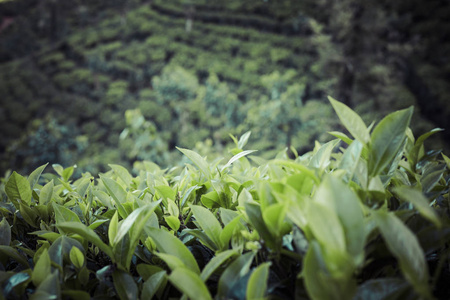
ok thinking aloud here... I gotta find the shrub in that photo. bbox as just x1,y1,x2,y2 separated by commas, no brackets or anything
1,99,449,299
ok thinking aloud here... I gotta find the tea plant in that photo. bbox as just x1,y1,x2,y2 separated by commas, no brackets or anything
1,98,449,299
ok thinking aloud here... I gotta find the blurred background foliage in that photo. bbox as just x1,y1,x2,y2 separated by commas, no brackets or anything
0,0,449,175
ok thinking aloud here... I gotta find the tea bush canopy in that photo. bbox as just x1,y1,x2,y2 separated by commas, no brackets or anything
1,100,449,299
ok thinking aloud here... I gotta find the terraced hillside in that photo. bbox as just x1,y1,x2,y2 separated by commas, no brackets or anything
0,0,449,175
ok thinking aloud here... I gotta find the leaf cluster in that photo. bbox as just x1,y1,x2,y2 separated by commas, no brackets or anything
1,99,450,299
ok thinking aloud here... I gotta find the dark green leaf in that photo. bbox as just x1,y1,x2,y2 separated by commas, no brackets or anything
354,278,409,300
393,187,441,228
373,210,431,299
0,245,30,267
0,218,11,246
113,270,138,300
217,251,255,298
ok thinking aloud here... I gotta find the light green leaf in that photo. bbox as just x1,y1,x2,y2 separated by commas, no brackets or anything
109,164,133,185
109,211,119,246
69,246,85,269
329,96,370,144
113,270,138,300
247,262,271,300
28,163,48,190
5,171,32,208
238,131,251,149
307,201,346,253
308,139,339,170
218,251,255,297
338,140,363,182
262,203,287,237
373,210,431,299
221,150,258,172
53,203,81,224
245,202,276,250
147,227,200,274
164,215,181,232
190,205,223,250
201,249,237,281
101,176,128,218
393,187,441,228
219,216,243,248
57,222,113,259
169,268,212,300
137,264,165,281
156,253,186,270
314,176,365,264
177,147,211,178
32,248,51,287
368,107,413,177
201,191,221,209
0,218,11,246
31,271,60,299
39,180,54,205
328,131,354,145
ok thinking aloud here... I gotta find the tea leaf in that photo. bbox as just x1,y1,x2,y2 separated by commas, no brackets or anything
39,180,54,205
109,164,133,185
57,222,113,259
6,171,32,208
373,210,431,299
201,249,237,281
190,205,223,250
147,227,200,274
28,163,48,190
221,150,257,172
0,245,30,267
169,268,212,300
247,262,271,300
101,176,128,217
329,96,370,144
113,270,138,300
70,246,85,269
32,248,51,287
177,147,211,178
393,187,441,228
368,107,413,177
142,271,167,300
164,215,180,232
0,218,11,246
217,251,255,297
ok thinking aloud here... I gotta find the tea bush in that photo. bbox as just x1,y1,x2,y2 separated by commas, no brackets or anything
1,99,449,299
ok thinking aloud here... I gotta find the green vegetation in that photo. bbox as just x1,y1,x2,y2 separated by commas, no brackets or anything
1,100,449,299
0,0,449,175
